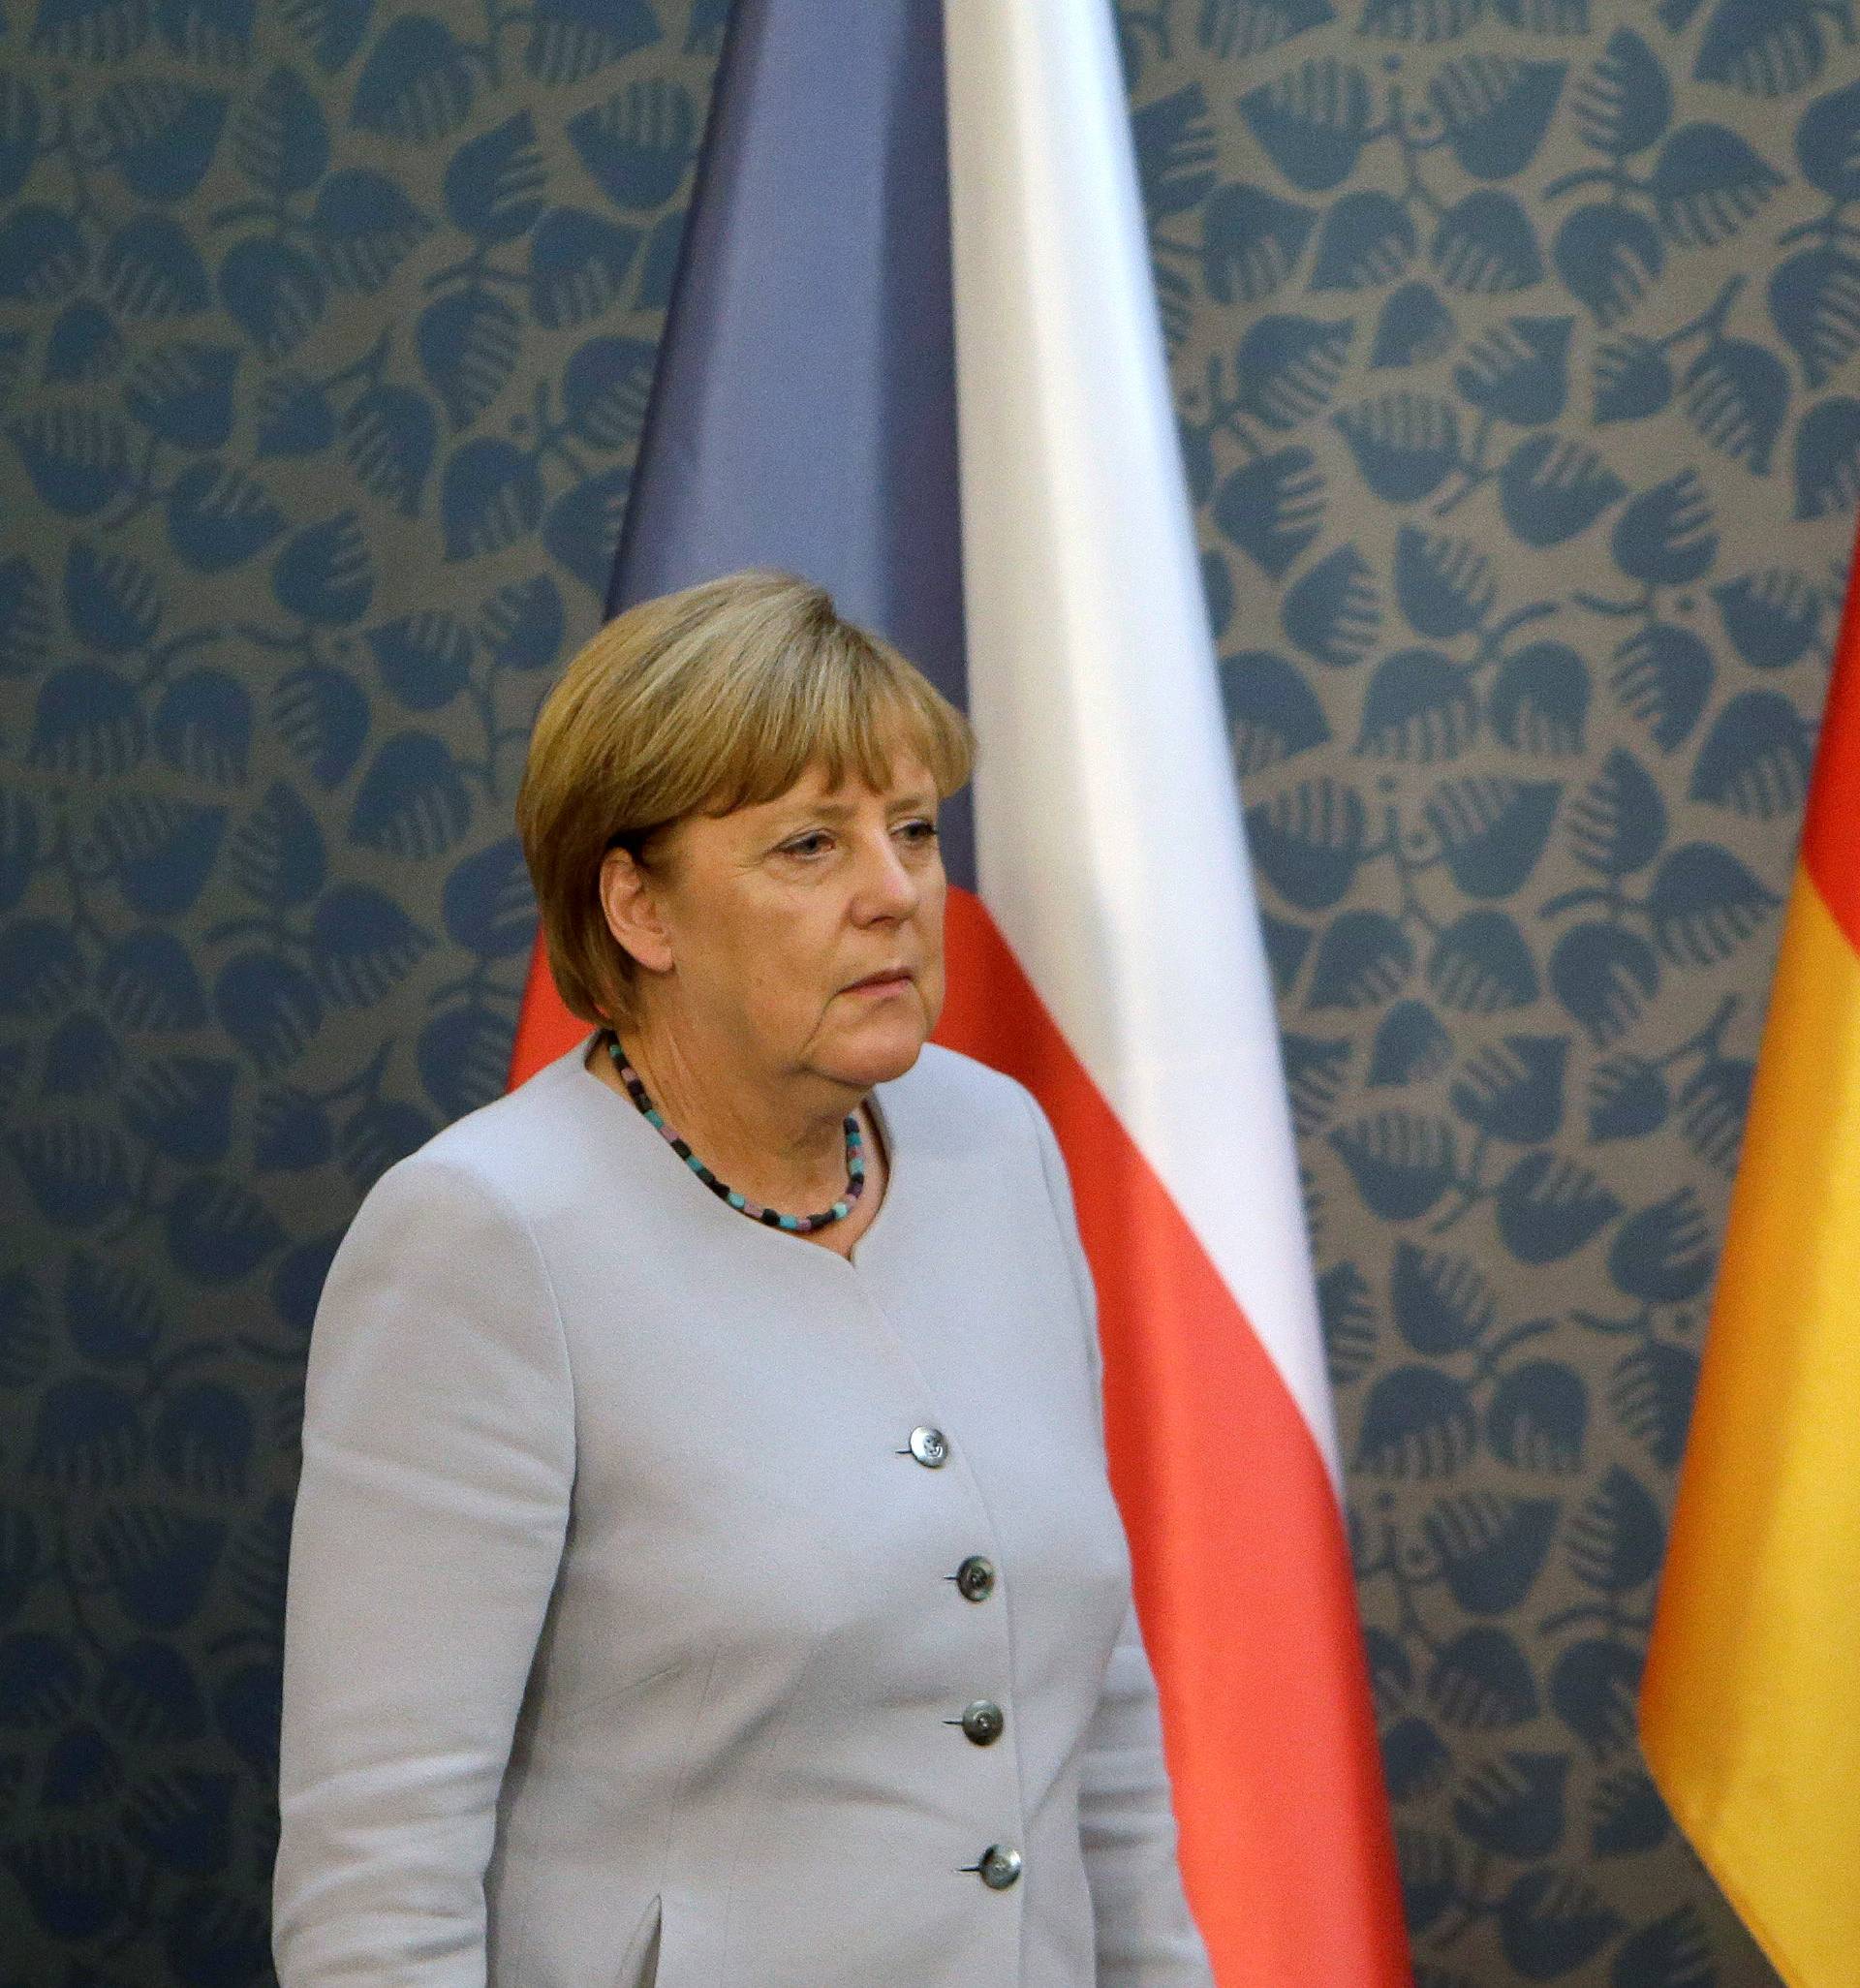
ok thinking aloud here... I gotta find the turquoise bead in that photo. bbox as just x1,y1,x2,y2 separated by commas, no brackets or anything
604,1030,866,1236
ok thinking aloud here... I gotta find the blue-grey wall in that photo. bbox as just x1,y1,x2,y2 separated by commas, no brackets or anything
1127,4,1858,1984
0,3,718,1979
5,1,1856,1982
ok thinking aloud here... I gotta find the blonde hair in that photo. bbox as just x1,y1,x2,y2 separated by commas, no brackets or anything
515,567,976,1031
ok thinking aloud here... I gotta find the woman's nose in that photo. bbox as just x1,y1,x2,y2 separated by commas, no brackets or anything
855,830,922,913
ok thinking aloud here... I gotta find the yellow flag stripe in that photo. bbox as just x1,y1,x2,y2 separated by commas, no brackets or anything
1639,864,1860,1988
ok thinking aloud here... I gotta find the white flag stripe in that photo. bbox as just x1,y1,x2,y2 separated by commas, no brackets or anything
943,0,1342,1488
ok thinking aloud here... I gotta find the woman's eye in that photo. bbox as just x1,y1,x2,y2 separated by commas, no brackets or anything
781,821,935,860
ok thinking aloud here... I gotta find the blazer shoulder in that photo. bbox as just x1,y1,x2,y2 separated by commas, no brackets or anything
357,1038,1054,1234
884,1040,1044,1138
878,1041,1062,1191
356,1035,607,1232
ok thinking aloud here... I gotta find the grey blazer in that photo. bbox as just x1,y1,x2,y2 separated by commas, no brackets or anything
272,1029,1215,1988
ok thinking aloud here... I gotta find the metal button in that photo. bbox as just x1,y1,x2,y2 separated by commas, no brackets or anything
959,1698,1004,1745
977,1843,1022,1889
908,1425,948,1467
955,1554,995,1601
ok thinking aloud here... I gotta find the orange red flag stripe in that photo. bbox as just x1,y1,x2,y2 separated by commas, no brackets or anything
936,889,1410,1986
1801,570,1860,946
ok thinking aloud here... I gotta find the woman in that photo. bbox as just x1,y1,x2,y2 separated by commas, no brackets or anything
272,569,1215,1988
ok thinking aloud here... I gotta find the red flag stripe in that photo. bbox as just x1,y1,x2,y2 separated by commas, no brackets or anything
935,887,1410,1986
1802,557,1860,952
508,934,586,1090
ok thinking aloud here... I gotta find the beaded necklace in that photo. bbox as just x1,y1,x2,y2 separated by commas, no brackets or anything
604,1030,866,1233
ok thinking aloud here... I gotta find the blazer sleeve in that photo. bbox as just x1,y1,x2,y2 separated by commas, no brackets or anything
1023,1090,1217,1988
272,1153,575,1988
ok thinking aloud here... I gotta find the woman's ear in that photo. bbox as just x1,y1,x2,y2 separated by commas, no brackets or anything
599,844,676,977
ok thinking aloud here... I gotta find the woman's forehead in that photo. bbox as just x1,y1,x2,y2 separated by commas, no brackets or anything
761,751,937,811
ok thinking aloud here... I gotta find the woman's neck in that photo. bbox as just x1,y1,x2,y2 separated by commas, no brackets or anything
592,1020,864,1213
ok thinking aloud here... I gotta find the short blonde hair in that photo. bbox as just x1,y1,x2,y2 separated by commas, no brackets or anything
515,567,976,1031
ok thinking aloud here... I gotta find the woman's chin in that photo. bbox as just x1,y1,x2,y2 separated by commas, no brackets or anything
828,1010,930,1085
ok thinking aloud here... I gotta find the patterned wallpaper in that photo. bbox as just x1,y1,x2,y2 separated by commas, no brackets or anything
0,2,719,1980
1119,2,1857,1984
0,0,1853,1982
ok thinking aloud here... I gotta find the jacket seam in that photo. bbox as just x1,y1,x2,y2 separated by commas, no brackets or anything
1013,1083,1101,1405
655,1636,723,1970
390,1155,577,1988
410,1155,579,1485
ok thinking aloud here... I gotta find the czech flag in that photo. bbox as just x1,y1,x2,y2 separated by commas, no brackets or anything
506,3,1409,1980
1638,546,1860,1986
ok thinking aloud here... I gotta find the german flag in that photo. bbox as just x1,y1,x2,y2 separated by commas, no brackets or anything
1639,550,1860,1987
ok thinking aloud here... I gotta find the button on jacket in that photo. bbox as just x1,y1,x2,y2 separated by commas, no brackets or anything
273,1031,1215,1988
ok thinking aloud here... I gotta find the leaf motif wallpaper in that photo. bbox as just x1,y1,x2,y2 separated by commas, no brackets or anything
0,2,722,1979
0,0,1852,1983
1118,2,1857,1984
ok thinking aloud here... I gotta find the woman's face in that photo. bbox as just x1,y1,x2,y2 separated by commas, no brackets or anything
604,748,947,1093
